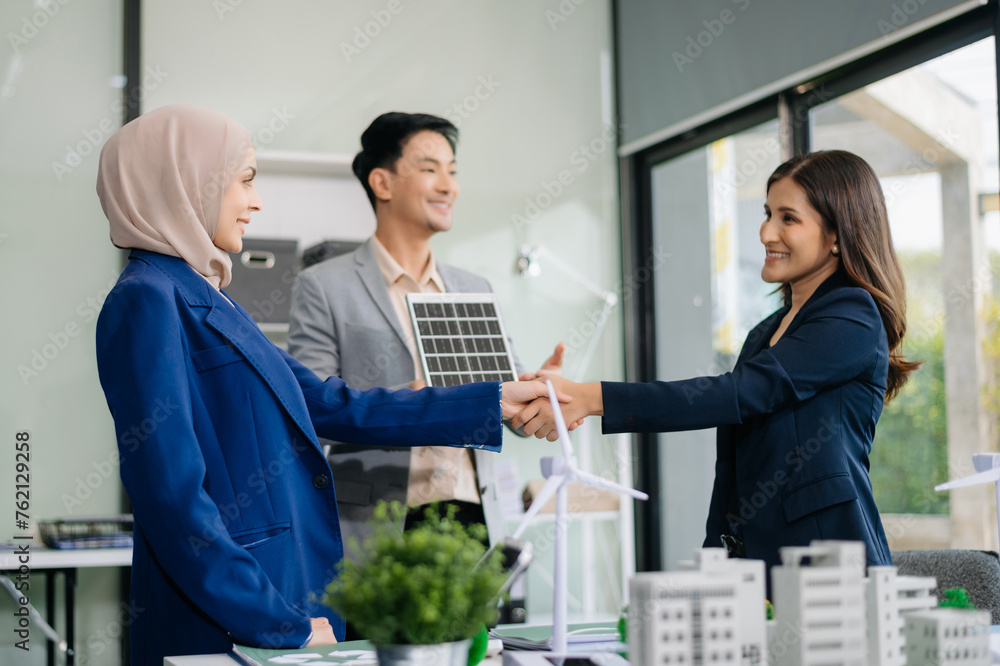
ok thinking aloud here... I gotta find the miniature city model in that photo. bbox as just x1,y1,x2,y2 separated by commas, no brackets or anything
627,541,991,666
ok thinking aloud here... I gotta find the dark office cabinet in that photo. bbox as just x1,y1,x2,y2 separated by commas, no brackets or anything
302,239,363,269
226,238,298,324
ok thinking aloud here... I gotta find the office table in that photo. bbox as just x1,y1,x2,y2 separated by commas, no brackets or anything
165,644,504,665
0,544,132,666
165,622,625,665
167,626,1000,666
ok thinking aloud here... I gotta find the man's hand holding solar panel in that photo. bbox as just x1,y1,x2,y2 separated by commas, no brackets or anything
518,342,566,382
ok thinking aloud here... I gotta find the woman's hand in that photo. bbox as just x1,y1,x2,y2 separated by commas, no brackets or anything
306,617,337,646
510,376,603,440
500,379,571,420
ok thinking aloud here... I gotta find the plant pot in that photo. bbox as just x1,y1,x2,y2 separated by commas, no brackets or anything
374,638,472,666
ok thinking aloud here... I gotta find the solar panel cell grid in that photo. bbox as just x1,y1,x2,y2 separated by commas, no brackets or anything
406,293,518,388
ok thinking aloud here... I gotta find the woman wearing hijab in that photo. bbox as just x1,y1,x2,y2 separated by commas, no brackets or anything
94,105,558,664
515,150,919,580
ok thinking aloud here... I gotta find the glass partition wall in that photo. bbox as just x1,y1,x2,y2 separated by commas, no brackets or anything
624,11,1000,570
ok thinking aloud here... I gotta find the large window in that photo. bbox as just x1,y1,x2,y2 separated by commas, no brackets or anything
624,14,1000,566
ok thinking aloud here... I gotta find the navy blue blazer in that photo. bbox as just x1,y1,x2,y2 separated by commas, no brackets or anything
95,251,504,665
602,271,891,573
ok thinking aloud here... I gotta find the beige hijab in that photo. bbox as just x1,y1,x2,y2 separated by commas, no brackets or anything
97,105,254,289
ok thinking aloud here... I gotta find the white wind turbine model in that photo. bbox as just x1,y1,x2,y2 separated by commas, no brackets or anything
935,453,1000,546
511,380,649,655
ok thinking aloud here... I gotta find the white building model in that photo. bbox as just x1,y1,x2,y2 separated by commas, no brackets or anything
629,548,765,666
770,541,868,666
904,608,990,665
865,566,937,666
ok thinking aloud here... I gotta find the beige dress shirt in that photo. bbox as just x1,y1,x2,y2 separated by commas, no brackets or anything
369,236,481,507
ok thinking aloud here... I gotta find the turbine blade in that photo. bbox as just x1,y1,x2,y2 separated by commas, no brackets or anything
512,474,566,540
935,467,1000,492
574,469,649,501
546,379,574,462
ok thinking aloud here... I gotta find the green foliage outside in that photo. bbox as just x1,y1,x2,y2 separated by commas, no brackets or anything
323,501,506,646
868,251,950,514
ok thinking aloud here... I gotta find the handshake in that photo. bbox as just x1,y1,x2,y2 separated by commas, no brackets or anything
497,343,605,441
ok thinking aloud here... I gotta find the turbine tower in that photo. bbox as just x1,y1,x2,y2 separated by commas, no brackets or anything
511,380,649,655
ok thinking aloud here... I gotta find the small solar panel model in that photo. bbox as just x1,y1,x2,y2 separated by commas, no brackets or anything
406,293,518,387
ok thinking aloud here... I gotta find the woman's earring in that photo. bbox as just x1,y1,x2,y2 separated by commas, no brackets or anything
832,244,839,255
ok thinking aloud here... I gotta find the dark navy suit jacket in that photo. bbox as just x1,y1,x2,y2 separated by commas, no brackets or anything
95,251,504,665
602,271,891,573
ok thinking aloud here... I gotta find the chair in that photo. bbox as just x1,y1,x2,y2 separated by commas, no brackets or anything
891,549,1000,624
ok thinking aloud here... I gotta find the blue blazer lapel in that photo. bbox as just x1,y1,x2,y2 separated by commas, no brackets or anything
742,272,850,360
740,306,787,362
205,298,322,453
782,270,850,338
354,241,409,348
130,251,324,453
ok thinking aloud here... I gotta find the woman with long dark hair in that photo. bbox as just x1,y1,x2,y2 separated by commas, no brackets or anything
517,150,919,573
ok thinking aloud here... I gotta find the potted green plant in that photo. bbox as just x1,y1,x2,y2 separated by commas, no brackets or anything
323,501,506,666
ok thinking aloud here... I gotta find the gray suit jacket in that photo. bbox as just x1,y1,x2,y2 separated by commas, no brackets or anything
288,239,523,555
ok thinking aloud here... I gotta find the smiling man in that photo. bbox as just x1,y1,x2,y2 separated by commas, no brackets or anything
288,113,563,585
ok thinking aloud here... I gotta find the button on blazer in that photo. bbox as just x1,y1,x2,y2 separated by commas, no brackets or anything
96,250,505,665
602,271,892,574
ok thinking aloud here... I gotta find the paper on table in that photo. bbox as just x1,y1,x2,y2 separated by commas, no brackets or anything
267,655,322,663
263,651,376,664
